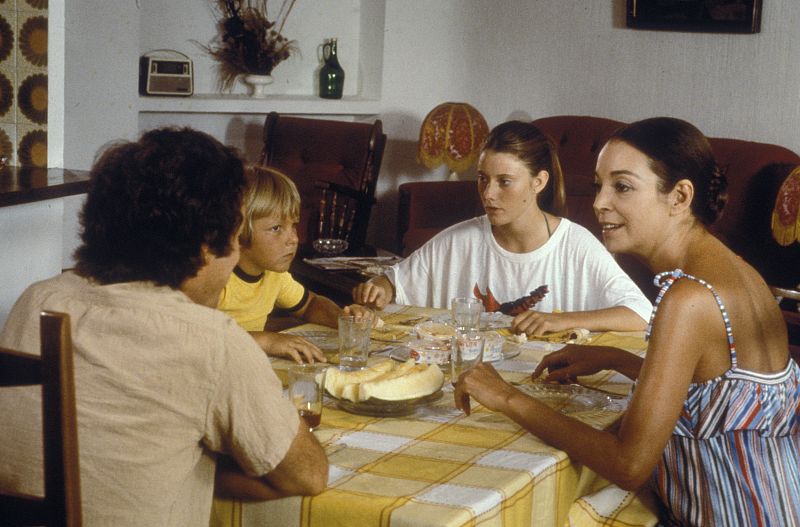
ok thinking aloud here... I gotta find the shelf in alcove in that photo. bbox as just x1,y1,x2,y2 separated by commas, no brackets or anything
138,94,381,116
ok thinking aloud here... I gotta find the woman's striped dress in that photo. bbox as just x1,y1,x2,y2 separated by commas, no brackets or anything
645,270,800,526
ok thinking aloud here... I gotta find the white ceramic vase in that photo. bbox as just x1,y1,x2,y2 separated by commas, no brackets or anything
242,74,273,97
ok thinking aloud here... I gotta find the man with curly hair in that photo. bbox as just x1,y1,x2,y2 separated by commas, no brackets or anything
0,128,327,525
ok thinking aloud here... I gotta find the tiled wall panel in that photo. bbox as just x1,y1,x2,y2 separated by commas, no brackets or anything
0,0,46,167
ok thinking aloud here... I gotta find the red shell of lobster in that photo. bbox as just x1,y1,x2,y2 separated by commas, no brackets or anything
473,284,549,316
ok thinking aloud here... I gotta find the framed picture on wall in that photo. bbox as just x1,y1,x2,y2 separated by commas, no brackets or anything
626,0,762,34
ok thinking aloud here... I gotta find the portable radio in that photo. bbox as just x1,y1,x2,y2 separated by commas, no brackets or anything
139,50,193,97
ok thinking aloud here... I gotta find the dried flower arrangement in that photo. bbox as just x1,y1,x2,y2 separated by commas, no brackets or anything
203,0,299,90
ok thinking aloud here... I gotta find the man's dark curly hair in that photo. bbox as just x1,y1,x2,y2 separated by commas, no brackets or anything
74,127,247,288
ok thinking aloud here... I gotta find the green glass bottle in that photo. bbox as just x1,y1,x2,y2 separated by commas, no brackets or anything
319,38,345,99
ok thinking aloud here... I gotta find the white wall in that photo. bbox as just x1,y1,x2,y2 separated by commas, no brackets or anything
0,201,63,324
138,0,365,97
61,1,141,169
57,1,800,253
369,0,800,250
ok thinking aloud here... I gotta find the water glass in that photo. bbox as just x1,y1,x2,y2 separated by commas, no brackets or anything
287,363,327,431
338,314,373,370
450,328,484,385
451,297,483,330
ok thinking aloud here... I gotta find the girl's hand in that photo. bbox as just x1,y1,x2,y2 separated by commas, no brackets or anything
511,310,572,337
352,277,392,310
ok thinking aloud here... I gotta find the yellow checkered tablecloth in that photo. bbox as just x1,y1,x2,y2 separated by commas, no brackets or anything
211,306,660,527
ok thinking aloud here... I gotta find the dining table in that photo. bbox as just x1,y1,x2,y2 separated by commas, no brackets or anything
211,305,661,527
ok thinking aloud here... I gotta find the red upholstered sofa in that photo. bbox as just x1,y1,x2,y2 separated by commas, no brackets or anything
397,115,800,358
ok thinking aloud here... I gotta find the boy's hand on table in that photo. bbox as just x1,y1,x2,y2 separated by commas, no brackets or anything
342,304,382,327
260,332,327,364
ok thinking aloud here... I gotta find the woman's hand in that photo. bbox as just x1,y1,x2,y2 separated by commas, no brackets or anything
453,362,518,416
531,345,641,383
261,332,327,364
352,276,393,310
511,310,572,337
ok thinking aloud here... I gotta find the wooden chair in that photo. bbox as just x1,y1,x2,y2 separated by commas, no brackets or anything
259,112,386,253
0,311,81,526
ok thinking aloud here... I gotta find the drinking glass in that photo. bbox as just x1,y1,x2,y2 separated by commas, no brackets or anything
450,328,485,386
451,297,483,330
338,314,373,370
287,363,327,431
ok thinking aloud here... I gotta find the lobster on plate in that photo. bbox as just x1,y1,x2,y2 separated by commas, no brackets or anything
473,284,549,316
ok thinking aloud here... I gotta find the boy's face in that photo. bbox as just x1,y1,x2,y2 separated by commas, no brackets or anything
238,213,299,275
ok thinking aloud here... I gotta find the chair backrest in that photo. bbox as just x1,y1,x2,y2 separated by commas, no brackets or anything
260,112,387,253
0,311,81,526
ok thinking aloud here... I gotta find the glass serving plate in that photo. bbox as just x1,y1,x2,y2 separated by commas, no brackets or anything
290,330,338,351
389,343,520,363
515,383,614,413
430,311,513,331
479,311,514,330
329,389,444,417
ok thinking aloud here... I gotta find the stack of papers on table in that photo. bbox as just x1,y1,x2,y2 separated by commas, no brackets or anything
303,256,403,276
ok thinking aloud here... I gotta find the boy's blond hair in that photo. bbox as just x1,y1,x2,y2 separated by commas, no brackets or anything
240,166,300,245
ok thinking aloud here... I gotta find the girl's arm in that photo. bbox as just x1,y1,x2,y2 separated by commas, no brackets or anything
511,306,646,336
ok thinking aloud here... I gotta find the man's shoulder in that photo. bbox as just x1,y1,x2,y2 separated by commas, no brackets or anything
20,273,241,336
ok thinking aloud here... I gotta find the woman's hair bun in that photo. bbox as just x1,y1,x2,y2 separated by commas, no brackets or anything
705,164,728,224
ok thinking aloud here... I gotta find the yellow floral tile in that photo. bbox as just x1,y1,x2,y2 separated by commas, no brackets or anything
0,1,16,14
0,122,15,163
0,0,47,165
21,0,45,11
0,12,14,66
17,12,46,69
0,69,15,123
16,122,46,167
16,70,45,126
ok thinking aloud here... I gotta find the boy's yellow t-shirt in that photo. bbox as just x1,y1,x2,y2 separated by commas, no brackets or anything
218,266,308,332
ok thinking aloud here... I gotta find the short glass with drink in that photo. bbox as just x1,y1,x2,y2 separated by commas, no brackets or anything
450,327,485,386
451,297,483,330
287,363,327,431
338,314,373,370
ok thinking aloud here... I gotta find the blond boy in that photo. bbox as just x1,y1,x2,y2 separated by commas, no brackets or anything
218,166,372,363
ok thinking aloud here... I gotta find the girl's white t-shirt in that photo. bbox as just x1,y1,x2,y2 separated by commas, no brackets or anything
388,215,652,321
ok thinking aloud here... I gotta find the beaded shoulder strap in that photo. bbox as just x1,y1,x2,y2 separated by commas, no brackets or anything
645,269,737,368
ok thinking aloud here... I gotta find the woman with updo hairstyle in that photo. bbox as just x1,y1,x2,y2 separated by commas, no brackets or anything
610,116,728,225
353,120,652,337
455,117,800,526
